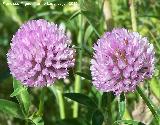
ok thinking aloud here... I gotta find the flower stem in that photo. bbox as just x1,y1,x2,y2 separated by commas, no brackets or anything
130,0,160,123
130,0,137,32
136,86,160,123
103,1,114,124
107,95,113,124
103,0,113,31
73,0,83,118
36,89,45,116
57,90,65,119
25,120,29,125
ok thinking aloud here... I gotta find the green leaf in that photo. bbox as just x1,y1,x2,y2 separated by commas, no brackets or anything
84,17,100,37
0,99,24,119
92,109,104,125
75,72,92,81
30,116,44,125
69,10,81,20
80,0,102,37
82,44,93,56
13,78,31,116
10,87,26,97
101,92,115,124
84,25,93,42
36,89,45,117
64,93,97,108
101,92,115,108
2,0,22,25
114,120,145,125
118,93,126,119
80,0,101,23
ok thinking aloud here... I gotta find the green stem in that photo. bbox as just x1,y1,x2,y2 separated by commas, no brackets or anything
57,90,65,119
107,94,113,124
130,0,137,32
73,0,83,118
123,108,132,120
36,89,45,116
25,120,29,125
103,1,114,124
136,86,159,123
103,0,113,31
130,0,160,123
73,76,81,118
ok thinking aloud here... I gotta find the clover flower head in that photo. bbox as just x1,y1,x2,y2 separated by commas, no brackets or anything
7,19,75,87
90,28,155,95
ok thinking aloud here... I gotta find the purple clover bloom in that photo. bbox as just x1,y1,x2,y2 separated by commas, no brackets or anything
7,19,75,87
90,28,155,95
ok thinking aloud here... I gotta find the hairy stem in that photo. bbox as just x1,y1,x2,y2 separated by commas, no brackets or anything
129,0,137,31
57,90,65,119
136,86,159,123
130,0,159,123
36,89,45,116
73,0,83,118
103,0,113,31
103,0,114,124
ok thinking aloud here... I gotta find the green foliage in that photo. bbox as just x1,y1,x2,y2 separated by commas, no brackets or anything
92,109,104,125
0,99,24,119
64,93,97,108
118,93,126,119
12,78,31,116
75,72,92,81
101,92,115,108
29,116,44,125
136,86,160,123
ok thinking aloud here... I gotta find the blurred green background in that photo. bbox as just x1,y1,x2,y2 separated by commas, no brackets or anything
0,0,160,125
